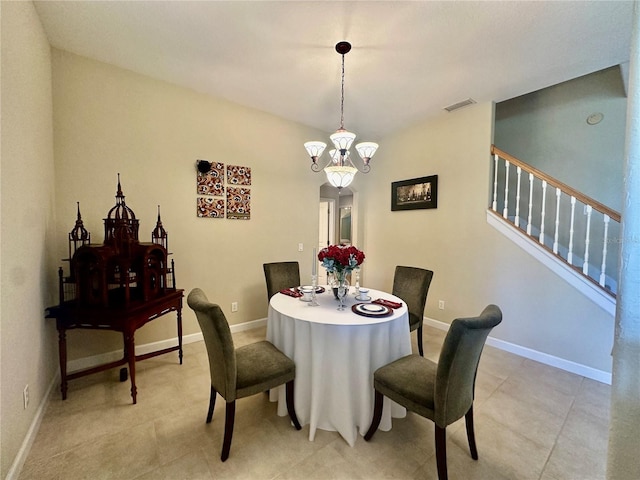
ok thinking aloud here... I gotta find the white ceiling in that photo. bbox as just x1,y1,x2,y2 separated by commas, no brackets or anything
34,1,633,140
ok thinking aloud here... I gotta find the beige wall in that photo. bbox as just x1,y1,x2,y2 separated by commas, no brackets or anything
51,49,326,361
359,102,615,373
1,2,58,477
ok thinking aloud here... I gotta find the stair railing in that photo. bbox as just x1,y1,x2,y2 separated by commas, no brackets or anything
490,145,620,297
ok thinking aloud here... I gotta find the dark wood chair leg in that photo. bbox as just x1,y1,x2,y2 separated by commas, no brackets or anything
435,425,448,480
364,390,384,441
465,405,478,460
285,380,302,430
417,325,424,357
206,385,217,424
221,400,236,462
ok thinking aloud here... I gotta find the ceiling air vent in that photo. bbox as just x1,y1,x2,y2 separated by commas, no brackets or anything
443,98,476,112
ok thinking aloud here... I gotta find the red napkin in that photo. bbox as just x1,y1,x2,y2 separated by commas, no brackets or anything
373,298,402,309
280,288,302,298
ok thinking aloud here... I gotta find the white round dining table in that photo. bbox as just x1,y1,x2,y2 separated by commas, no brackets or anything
267,286,412,446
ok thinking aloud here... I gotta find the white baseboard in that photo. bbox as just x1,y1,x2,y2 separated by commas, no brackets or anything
423,316,612,385
230,317,267,332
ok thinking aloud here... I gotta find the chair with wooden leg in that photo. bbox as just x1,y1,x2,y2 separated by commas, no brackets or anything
364,305,502,480
187,288,301,461
392,266,434,356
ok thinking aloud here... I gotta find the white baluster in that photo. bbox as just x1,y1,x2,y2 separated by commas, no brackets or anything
539,180,547,244
553,188,561,254
503,161,510,218
527,173,534,235
568,197,576,264
600,215,610,287
492,154,499,212
515,166,522,227
583,205,592,275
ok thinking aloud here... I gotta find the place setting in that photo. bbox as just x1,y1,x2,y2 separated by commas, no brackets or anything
351,302,393,318
351,289,405,317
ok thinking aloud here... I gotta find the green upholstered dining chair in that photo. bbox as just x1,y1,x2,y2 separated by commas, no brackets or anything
186,288,301,461
364,305,502,480
263,261,301,300
392,266,434,356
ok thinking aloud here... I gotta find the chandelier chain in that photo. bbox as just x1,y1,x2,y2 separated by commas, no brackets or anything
340,53,345,130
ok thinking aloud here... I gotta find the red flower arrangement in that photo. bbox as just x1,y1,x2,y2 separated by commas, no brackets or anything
318,244,365,275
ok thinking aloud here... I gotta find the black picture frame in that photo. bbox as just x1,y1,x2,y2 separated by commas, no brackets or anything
391,175,438,211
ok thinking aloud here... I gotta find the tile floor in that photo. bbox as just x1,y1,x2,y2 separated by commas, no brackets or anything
18,325,611,480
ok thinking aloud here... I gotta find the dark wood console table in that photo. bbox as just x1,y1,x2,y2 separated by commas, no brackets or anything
46,289,184,404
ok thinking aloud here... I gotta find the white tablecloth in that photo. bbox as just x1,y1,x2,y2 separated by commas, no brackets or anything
267,286,412,446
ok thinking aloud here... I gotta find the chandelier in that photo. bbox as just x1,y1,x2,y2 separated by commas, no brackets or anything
304,41,378,190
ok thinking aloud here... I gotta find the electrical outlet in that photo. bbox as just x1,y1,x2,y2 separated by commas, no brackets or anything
23,385,29,409
298,243,304,251
231,302,238,313
438,300,445,310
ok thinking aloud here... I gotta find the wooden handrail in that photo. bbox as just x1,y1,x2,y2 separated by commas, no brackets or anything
491,145,621,222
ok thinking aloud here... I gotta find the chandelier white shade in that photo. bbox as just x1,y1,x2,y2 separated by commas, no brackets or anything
324,165,358,189
329,129,356,152
304,42,378,189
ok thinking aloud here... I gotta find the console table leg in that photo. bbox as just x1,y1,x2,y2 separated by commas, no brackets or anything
58,328,68,400
124,332,137,404
177,309,183,365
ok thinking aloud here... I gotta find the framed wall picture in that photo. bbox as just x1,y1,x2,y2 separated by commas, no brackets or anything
197,197,225,218
226,187,251,220
197,162,225,196
391,175,438,211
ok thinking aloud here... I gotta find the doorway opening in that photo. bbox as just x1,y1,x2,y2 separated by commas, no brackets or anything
318,184,357,284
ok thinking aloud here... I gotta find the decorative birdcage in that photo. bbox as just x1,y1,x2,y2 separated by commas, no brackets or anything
58,175,174,307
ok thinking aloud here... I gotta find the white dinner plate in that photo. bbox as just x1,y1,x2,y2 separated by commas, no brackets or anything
352,303,392,317
361,304,385,312
297,285,325,293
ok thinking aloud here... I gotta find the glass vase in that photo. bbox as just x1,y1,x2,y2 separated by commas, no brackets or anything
335,271,350,311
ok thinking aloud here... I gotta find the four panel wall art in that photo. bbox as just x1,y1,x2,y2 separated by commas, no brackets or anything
196,161,251,220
